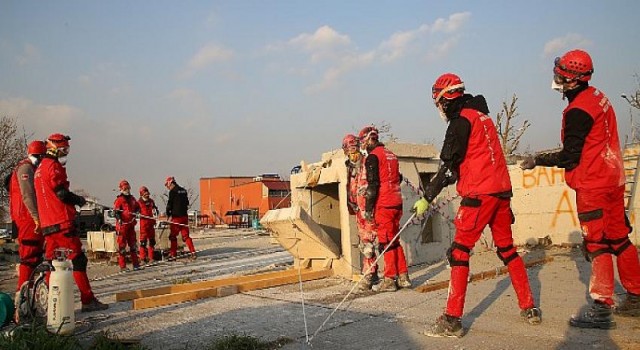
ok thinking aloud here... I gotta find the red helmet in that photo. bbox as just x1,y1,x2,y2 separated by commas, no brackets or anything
358,126,379,143
45,133,71,156
342,134,359,153
139,186,149,196
432,73,465,104
119,180,131,191
27,140,46,156
165,176,175,187
554,49,593,82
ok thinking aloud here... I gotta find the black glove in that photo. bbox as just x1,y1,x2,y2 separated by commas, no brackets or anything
520,156,536,170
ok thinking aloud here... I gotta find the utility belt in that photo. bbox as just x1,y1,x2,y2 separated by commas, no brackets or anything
41,221,75,236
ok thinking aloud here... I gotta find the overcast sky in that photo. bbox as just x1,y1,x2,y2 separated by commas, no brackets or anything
1,1,639,203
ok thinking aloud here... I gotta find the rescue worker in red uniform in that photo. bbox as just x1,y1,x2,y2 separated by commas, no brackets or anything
414,74,540,337
521,49,640,328
113,180,141,271
10,140,46,321
165,176,196,259
138,186,158,263
34,133,108,312
343,134,379,290
359,126,410,292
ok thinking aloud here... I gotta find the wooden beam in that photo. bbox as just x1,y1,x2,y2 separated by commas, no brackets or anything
131,268,333,310
414,256,554,293
116,268,302,301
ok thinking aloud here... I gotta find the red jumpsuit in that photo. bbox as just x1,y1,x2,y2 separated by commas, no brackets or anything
561,86,640,305
444,100,535,318
138,197,157,261
166,184,196,257
113,194,140,269
10,158,44,291
34,156,96,304
346,160,377,276
367,145,408,279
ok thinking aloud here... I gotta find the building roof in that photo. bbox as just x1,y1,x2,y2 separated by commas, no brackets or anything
263,181,290,190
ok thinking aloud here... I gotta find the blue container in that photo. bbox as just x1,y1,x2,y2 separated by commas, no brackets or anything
0,292,15,326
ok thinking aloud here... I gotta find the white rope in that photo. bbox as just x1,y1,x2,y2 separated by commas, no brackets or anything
307,212,417,345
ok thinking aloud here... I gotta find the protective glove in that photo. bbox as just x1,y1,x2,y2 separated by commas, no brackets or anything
76,196,87,207
520,156,536,170
364,211,374,222
412,198,430,217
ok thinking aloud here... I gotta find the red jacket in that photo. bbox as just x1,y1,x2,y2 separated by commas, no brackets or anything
138,197,157,229
34,157,76,230
10,158,38,225
369,145,403,208
562,86,625,190
114,194,139,227
457,108,511,196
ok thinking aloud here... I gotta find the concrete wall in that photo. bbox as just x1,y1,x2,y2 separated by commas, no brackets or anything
261,142,640,279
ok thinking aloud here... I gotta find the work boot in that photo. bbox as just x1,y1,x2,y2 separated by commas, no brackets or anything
189,252,198,260
569,301,616,329
132,265,142,271
81,298,109,313
521,307,542,325
119,267,128,273
360,273,379,290
614,293,640,317
424,314,464,338
397,273,412,289
371,277,397,292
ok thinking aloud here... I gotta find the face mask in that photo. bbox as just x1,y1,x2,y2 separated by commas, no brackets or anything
551,80,564,93
58,156,68,166
348,151,361,164
437,104,449,123
142,194,149,201
28,155,39,166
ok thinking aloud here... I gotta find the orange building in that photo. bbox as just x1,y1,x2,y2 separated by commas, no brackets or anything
199,175,290,225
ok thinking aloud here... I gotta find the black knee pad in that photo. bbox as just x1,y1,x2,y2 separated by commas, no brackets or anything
72,253,88,272
447,242,470,267
139,240,147,248
496,244,519,265
149,238,156,247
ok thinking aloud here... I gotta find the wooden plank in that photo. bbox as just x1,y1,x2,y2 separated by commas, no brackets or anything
116,268,301,301
414,256,554,293
132,268,332,310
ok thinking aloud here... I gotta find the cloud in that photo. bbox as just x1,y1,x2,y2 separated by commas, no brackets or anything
16,43,40,66
431,12,471,34
0,97,84,137
289,25,352,63
181,43,234,78
426,35,461,62
276,12,471,92
543,33,593,57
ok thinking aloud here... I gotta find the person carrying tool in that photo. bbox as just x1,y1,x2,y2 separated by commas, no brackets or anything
138,186,158,263
359,126,410,292
34,133,108,312
413,73,541,337
10,140,46,321
113,179,141,271
165,176,197,259
343,134,379,290
521,49,640,328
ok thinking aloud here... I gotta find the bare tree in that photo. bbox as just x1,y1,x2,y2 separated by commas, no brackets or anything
376,120,398,143
0,116,31,221
622,73,640,144
495,94,530,156
159,179,199,214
